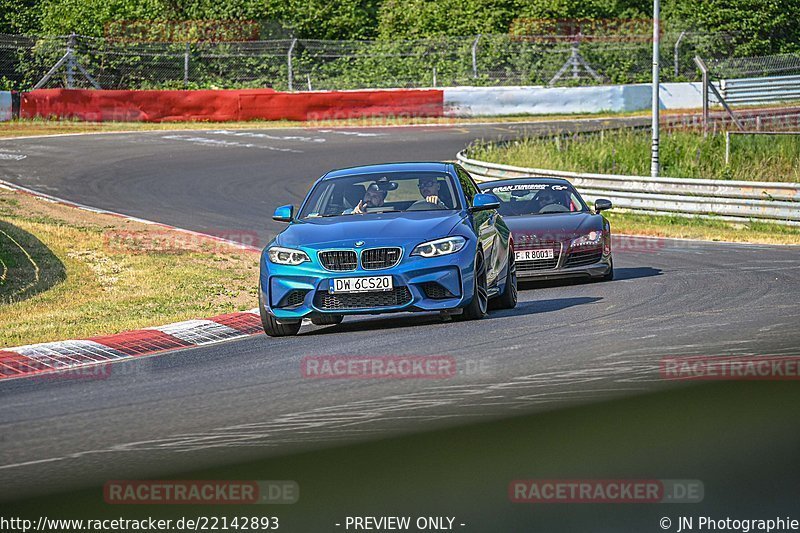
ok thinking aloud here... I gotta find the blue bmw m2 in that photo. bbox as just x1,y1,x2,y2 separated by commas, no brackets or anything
259,162,517,336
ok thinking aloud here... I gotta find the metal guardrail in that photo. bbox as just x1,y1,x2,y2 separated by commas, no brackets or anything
718,75,800,106
457,151,800,226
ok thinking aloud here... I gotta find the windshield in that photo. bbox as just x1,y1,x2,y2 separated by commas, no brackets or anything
481,182,588,216
298,172,462,219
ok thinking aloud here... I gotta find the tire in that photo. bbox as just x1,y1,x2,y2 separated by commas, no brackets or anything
259,285,301,337
599,257,614,282
490,244,518,310
310,314,344,326
458,252,489,321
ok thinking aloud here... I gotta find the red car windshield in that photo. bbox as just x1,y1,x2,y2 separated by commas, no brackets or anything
482,182,588,216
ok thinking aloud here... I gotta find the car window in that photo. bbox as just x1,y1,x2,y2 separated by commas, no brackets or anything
455,166,479,203
480,182,589,216
298,172,462,218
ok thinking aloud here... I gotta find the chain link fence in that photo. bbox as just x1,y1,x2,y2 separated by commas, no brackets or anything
705,52,800,79
1,31,738,92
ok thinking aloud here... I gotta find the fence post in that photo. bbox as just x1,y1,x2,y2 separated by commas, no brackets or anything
184,43,190,88
471,35,481,78
694,56,709,137
287,38,297,91
432,66,437,87
674,31,686,78
66,33,77,89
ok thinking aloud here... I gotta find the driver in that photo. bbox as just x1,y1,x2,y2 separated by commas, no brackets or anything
417,177,446,207
536,189,566,210
351,184,387,214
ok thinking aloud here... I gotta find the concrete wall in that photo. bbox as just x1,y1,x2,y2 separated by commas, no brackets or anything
0,91,12,121
443,82,703,117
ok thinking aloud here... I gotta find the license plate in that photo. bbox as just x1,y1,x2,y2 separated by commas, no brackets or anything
515,249,554,261
330,276,393,293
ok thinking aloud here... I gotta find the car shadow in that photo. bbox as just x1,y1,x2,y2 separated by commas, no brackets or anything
300,296,602,335
517,266,662,290
485,296,602,320
614,267,663,280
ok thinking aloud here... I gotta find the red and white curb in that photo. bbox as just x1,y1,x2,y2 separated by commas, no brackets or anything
0,309,264,381
0,178,268,382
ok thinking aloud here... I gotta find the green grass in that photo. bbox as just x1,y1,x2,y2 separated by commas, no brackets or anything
605,211,800,245
0,189,259,348
0,218,67,305
471,129,800,182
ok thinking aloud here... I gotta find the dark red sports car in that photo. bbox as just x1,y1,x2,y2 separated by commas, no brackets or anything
479,177,613,282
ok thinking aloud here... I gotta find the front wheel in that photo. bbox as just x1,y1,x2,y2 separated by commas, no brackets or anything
490,244,518,310
599,257,614,282
458,252,489,321
259,286,301,337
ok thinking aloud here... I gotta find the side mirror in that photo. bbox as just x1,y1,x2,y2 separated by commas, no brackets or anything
594,199,613,212
273,204,294,222
470,193,500,212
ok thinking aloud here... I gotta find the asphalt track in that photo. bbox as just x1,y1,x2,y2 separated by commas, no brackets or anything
1,118,799,502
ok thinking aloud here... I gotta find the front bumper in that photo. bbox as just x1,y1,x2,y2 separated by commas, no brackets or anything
516,243,611,280
260,248,474,321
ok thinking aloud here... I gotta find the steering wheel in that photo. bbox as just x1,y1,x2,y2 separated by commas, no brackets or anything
407,200,443,211
539,204,570,214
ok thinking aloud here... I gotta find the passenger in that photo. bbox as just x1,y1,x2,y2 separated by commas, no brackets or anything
351,184,387,214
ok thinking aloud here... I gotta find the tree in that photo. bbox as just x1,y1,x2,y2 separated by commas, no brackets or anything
663,0,800,55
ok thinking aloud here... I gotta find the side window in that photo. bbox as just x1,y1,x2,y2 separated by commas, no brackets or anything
455,165,479,203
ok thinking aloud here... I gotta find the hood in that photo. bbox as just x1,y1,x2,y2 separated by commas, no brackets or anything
504,212,602,243
276,211,465,249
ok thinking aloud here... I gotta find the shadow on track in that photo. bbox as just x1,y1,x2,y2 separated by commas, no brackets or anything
301,296,602,335
0,220,66,304
517,266,663,291
484,296,602,320
613,266,662,280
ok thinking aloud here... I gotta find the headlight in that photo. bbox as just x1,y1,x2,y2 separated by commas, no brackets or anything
411,236,467,258
571,231,603,247
267,246,310,265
